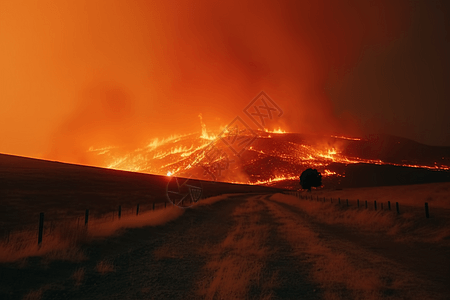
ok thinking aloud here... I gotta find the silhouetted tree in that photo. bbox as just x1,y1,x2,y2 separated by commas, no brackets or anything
300,168,322,191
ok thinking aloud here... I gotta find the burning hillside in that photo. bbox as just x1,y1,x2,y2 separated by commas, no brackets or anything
87,122,450,189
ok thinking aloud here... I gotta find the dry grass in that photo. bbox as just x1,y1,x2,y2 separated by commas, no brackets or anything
313,182,450,209
271,193,450,243
194,194,230,206
264,199,428,300
0,194,230,263
0,205,184,263
0,223,88,263
95,260,115,274
197,197,275,300
22,287,47,300
72,267,85,286
153,243,185,260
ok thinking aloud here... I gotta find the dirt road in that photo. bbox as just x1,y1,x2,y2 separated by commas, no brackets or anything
1,194,448,300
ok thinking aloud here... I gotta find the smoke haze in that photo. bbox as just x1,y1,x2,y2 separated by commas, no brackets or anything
1,0,449,166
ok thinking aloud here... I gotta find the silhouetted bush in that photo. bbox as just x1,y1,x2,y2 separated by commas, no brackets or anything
300,168,322,191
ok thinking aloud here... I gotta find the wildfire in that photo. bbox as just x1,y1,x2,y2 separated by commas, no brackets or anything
264,127,287,134
323,169,337,176
330,135,362,141
87,118,450,188
250,175,299,185
199,113,217,140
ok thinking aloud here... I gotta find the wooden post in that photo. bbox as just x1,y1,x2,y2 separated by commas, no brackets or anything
365,200,367,209
346,199,349,207
118,205,122,219
136,204,140,215
425,202,430,218
388,201,391,210
38,212,44,245
338,198,341,204
85,209,89,226
357,199,359,208
374,201,377,211
396,202,400,214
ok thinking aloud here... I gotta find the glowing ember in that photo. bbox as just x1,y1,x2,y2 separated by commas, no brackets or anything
167,171,172,176
323,169,337,176
330,135,363,141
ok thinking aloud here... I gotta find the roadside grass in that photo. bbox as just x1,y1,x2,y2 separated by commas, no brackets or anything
264,199,427,300
22,288,44,300
271,194,450,243
71,267,85,286
0,195,233,263
95,260,115,274
0,205,184,263
197,197,276,300
313,182,450,209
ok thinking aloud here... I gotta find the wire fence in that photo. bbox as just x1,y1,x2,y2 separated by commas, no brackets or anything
282,190,449,220
0,197,202,247
2,190,446,247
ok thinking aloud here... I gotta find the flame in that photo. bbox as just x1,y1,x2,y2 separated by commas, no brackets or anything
330,135,362,141
250,175,299,185
323,169,337,176
88,117,450,187
264,127,287,134
199,113,216,140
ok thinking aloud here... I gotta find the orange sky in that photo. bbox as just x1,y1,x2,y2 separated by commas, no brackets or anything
1,0,449,165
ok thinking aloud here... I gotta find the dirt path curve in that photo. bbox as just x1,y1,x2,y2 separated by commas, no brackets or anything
2,193,447,300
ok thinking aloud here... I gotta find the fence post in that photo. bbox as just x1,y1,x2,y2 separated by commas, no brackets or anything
388,201,391,210
346,199,349,207
365,200,367,209
136,204,140,215
374,201,377,211
118,205,122,219
338,198,341,204
38,212,44,245
425,202,430,218
396,202,400,214
85,209,89,226
357,199,359,208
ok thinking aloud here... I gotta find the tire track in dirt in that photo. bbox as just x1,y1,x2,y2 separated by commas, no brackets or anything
254,195,321,299
195,194,322,299
195,195,275,300
265,196,446,300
